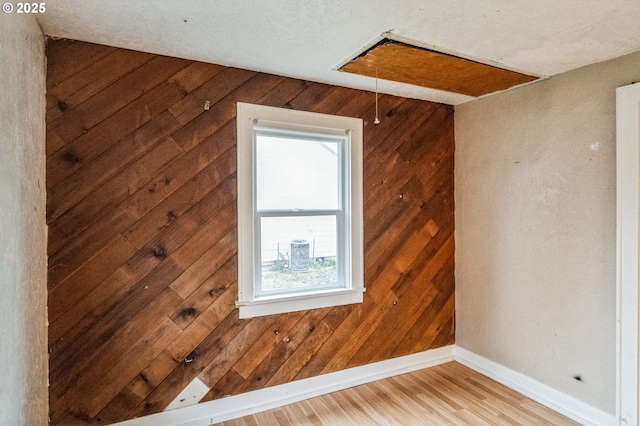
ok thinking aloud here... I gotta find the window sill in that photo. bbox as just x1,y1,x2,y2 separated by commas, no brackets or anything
236,287,365,319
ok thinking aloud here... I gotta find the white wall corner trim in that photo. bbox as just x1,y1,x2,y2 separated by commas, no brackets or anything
455,347,617,426
616,82,640,426
113,345,455,426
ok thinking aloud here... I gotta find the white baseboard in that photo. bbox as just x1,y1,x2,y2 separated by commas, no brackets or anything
114,344,616,426
455,346,617,426
114,345,455,426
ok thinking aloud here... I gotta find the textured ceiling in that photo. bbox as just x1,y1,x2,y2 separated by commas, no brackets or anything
38,0,640,105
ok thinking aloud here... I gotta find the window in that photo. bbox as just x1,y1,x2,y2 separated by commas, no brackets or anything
236,102,364,318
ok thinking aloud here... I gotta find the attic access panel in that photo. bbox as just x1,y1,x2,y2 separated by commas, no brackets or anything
340,39,538,97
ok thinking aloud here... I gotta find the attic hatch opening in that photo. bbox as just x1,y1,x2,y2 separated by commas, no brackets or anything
339,37,539,98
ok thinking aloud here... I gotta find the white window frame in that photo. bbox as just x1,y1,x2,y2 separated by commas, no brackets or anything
236,102,364,319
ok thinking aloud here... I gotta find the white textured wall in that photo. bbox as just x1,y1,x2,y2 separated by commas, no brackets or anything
0,14,48,425
456,51,640,413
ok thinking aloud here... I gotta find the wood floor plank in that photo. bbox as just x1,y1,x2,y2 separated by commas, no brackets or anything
326,390,379,425
520,399,580,425
424,366,510,423
385,375,463,423
216,362,579,426
370,380,430,424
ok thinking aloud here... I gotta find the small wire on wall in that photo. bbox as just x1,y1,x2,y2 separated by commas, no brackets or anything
374,66,380,125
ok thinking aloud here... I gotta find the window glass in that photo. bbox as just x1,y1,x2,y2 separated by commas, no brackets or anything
259,215,338,294
256,134,339,211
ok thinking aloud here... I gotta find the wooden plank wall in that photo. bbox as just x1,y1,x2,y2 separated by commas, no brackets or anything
46,39,455,425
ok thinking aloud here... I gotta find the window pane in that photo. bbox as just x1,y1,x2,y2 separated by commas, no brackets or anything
256,134,339,211
259,215,338,293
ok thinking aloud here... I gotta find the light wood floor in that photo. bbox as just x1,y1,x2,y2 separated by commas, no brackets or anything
214,362,578,426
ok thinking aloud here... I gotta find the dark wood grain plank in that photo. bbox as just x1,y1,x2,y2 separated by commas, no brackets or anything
48,135,184,254
48,235,137,321
50,261,184,401
47,48,153,123
46,40,456,424
46,40,115,90
171,72,285,151
132,311,247,417
168,67,256,125
169,255,237,329
232,312,306,379
232,308,332,395
48,206,136,288
48,55,190,145
47,80,186,192
123,119,235,221
121,149,235,248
